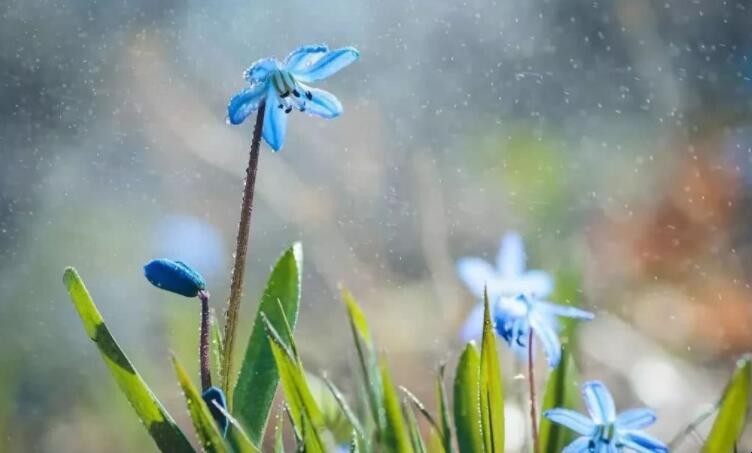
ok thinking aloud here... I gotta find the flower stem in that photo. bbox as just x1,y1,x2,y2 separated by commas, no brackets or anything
528,329,540,453
221,100,266,395
199,290,212,391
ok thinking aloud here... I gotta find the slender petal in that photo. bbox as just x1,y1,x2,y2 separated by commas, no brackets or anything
262,88,288,151
297,83,343,119
620,431,668,453
616,408,657,430
582,381,617,424
243,58,280,83
294,47,360,82
227,83,267,125
535,300,595,320
562,437,591,453
497,232,525,278
529,309,562,368
521,270,554,297
284,44,328,72
456,257,496,298
460,303,485,342
544,409,595,436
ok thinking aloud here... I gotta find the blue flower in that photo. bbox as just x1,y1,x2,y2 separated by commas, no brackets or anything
457,232,554,341
493,293,593,368
143,258,206,298
544,381,668,453
227,44,360,151
201,386,229,437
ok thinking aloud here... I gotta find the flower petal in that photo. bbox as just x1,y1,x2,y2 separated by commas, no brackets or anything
520,270,554,297
615,408,657,430
456,257,497,298
201,386,229,437
562,436,591,453
582,381,617,424
297,84,343,119
534,300,595,321
262,89,288,151
243,58,280,83
459,303,484,342
227,83,267,125
497,232,525,278
544,409,595,436
620,431,668,453
284,44,328,72
529,309,562,368
293,47,360,82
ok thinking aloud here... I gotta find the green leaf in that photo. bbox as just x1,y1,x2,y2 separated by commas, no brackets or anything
380,357,414,453
435,364,454,453
342,288,385,435
171,355,228,453
322,375,367,447
211,403,262,453
233,243,303,445
453,343,483,453
479,290,504,453
538,348,580,452
211,313,224,383
401,386,442,445
273,414,285,453
62,267,193,453
403,400,427,453
703,355,752,452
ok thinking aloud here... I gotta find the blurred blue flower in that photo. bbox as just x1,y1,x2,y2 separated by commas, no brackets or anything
201,386,229,437
228,44,360,151
143,258,206,298
494,293,593,368
153,214,225,280
544,380,668,453
457,232,554,341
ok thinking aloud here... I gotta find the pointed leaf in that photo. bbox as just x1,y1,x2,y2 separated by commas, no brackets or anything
436,364,454,453
62,267,193,452
479,290,504,453
703,355,752,452
453,343,483,453
380,357,414,453
211,313,224,382
539,349,580,452
404,400,428,453
233,243,303,445
171,356,228,453
209,401,261,453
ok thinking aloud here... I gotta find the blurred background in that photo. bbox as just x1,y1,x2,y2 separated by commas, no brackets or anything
2,0,752,451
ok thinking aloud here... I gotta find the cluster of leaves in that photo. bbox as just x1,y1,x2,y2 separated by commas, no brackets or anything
63,243,751,452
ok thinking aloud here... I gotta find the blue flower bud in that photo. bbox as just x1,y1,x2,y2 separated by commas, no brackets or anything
201,386,229,437
143,259,206,298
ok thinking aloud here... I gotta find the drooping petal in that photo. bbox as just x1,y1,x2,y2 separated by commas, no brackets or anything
534,300,595,321
582,381,617,424
496,232,525,278
459,303,485,342
544,409,595,436
520,270,554,297
293,47,360,82
262,88,288,151
284,44,328,72
227,83,268,125
529,309,562,368
456,257,497,298
615,408,657,430
562,436,591,453
243,58,280,83
620,431,668,453
297,83,343,119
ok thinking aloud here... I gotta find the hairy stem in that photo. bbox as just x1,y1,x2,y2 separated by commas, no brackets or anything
199,290,212,390
528,330,540,453
221,101,266,395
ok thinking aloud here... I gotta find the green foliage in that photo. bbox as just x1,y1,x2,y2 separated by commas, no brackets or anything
435,364,454,453
171,355,228,453
479,290,505,453
453,343,483,453
379,357,414,453
538,349,580,452
233,243,303,445
703,355,752,453
62,268,193,453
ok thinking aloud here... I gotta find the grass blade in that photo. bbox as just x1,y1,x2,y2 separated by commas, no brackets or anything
380,357,414,453
453,343,482,453
322,375,367,447
403,400,428,453
703,355,752,452
62,267,193,453
538,349,580,452
233,243,303,445
436,364,454,453
479,289,504,453
171,355,228,453
211,312,224,383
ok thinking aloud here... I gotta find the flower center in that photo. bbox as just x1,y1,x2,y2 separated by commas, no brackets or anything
589,423,616,450
271,70,313,114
